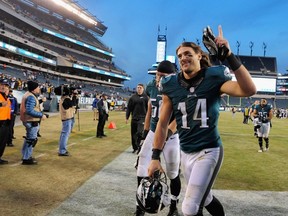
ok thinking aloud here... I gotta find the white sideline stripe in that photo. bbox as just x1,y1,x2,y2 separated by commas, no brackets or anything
9,153,47,167
9,143,77,167
68,142,77,147
83,136,94,141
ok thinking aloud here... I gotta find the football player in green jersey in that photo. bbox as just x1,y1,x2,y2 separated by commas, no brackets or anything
135,61,181,216
148,26,256,216
252,98,273,152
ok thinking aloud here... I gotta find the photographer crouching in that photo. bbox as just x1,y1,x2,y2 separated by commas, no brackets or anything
20,81,49,165
54,85,76,156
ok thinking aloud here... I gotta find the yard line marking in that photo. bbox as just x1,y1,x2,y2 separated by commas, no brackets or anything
83,136,95,141
68,142,77,147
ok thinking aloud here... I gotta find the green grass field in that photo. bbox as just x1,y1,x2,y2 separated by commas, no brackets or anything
8,109,288,193
216,111,288,191
1,109,287,215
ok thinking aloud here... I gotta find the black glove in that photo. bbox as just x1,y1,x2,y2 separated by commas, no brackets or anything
141,129,149,140
202,26,229,62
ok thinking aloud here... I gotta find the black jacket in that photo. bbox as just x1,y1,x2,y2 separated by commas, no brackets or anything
126,93,149,120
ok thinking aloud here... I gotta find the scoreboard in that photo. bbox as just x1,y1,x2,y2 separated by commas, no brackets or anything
232,75,276,94
276,76,288,95
231,75,288,95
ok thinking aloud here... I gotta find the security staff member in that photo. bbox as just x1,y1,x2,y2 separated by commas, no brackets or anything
125,84,149,153
20,80,47,165
0,79,11,164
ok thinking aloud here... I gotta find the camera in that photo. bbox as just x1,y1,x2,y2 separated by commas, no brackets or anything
54,85,81,96
54,85,70,96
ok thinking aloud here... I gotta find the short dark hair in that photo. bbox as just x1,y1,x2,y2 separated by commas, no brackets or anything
137,83,144,88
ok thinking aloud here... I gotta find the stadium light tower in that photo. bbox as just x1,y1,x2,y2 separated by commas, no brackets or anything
263,42,267,57
51,0,97,25
249,41,254,56
156,25,167,63
236,41,241,55
148,25,178,74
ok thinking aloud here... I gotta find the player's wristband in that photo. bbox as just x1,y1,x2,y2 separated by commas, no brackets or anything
152,148,162,160
227,53,242,71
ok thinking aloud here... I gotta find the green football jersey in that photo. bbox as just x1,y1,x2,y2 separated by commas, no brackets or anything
160,66,232,153
255,103,272,123
146,79,162,132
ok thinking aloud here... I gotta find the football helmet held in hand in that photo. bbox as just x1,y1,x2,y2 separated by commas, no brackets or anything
136,170,170,214
202,26,229,62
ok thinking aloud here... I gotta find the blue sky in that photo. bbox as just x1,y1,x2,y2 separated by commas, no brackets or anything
79,0,288,88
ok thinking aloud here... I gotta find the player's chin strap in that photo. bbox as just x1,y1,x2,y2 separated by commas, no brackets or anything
202,26,229,62
178,70,205,90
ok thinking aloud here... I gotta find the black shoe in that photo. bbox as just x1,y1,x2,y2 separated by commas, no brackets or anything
101,134,107,137
7,143,14,147
22,158,37,165
132,149,137,154
0,159,8,164
97,135,102,138
37,133,42,137
58,151,70,156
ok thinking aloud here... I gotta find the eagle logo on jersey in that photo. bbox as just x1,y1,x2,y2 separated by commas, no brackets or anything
189,87,195,93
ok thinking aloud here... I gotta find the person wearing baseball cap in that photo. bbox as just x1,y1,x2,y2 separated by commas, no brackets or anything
20,80,47,165
0,79,11,164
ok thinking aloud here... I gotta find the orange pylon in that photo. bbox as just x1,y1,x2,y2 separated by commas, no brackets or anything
108,121,117,129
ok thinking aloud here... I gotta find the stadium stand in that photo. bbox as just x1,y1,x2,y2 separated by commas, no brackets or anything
0,0,287,111
0,0,132,110
210,51,288,110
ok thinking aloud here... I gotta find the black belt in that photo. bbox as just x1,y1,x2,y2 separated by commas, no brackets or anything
62,118,73,122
